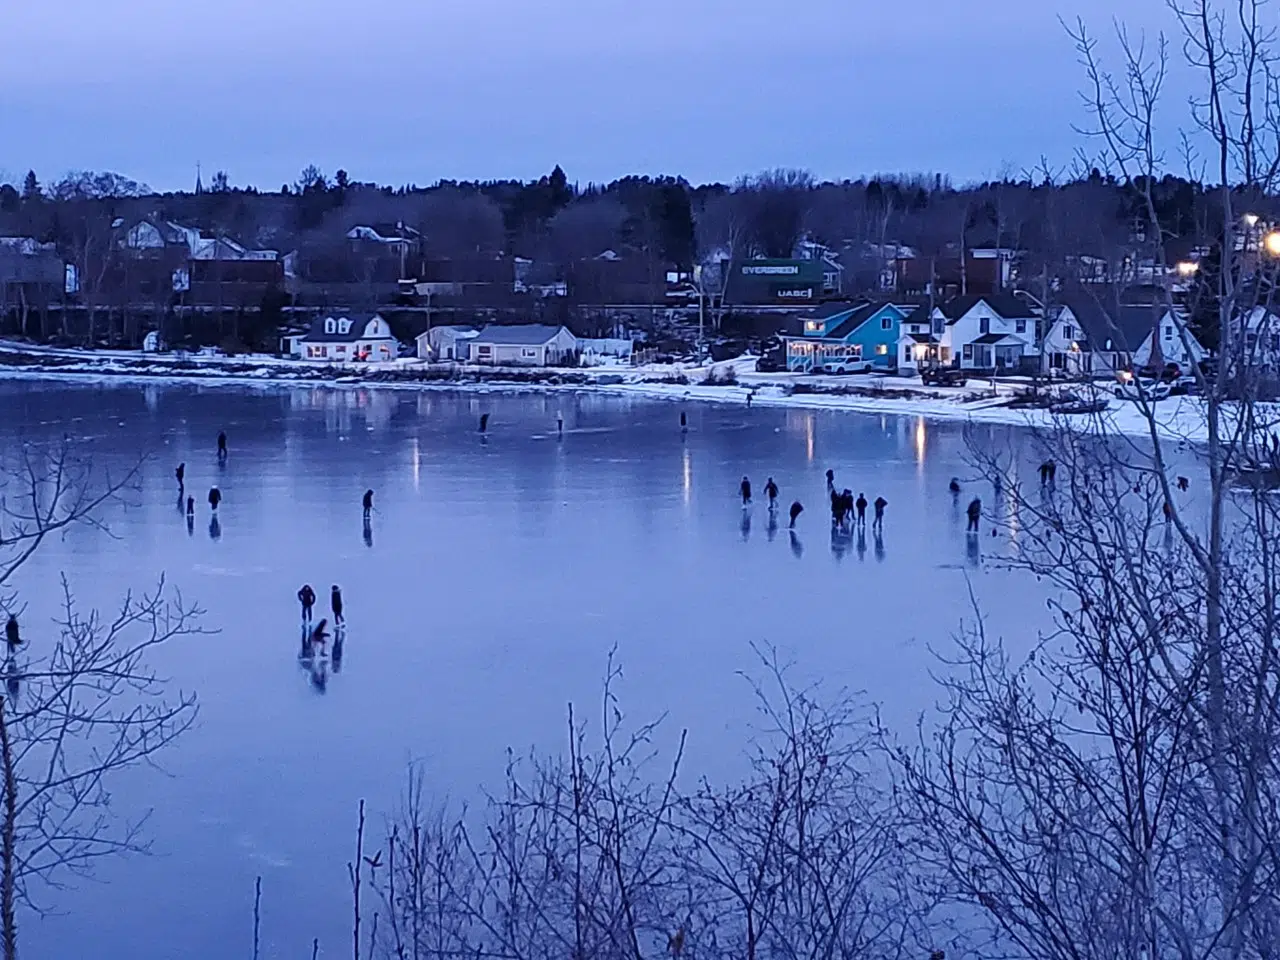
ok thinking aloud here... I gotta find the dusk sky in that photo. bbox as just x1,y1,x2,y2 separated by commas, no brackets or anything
2,0,1175,192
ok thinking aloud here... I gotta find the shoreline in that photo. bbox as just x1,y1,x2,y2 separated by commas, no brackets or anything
0,344,1209,441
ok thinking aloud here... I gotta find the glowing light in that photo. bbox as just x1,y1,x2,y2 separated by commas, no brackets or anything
411,436,420,490
1245,213,1260,228
1265,231,1280,257
805,414,815,462
1176,261,1198,277
682,447,692,506
914,417,926,464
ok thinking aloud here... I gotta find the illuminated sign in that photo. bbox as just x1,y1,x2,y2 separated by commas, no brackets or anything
743,265,801,276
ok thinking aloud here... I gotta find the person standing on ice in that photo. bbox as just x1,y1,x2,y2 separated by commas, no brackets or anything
789,500,804,528
5,615,21,654
217,431,228,461
680,411,688,434
331,584,345,625
966,497,982,533
739,476,752,505
298,584,316,624
855,493,868,525
208,486,221,511
478,413,489,434
765,477,779,508
557,414,564,437
873,496,888,528
826,469,835,492
362,489,374,520
175,463,185,489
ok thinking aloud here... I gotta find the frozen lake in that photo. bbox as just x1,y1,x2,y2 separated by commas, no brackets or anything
6,378,1055,958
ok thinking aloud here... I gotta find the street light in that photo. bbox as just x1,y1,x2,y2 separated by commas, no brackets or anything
1265,231,1280,257
1245,213,1261,228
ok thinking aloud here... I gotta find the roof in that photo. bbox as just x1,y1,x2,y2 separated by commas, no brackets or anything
971,332,1013,345
801,300,866,322
940,293,1038,323
901,303,937,326
906,333,939,344
473,324,572,345
824,301,914,340
303,313,390,343
1059,293,1166,352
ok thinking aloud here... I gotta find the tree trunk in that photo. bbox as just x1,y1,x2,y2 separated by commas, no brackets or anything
0,696,18,960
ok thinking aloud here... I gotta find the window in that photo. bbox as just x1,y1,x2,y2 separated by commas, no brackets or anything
521,347,538,359
1063,324,1074,340
963,344,974,360
336,345,346,354
876,344,888,355
338,319,352,334
1164,325,1173,340
881,317,892,330
932,318,944,336
979,317,990,334
1015,319,1027,334
478,345,492,355
324,318,337,334
904,346,912,362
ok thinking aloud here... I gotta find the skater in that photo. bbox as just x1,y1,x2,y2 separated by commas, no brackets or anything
826,469,835,492
966,497,982,533
479,413,489,434
4,615,20,653
557,414,564,437
362,489,374,520
746,391,753,408
949,477,961,495
789,500,804,528
310,618,330,650
186,495,195,517
1039,461,1051,485
1176,475,1189,492
855,493,868,525
765,477,779,507
840,490,855,528
739,476,752,505
831,489,844,527
207,486,221,511
217,431,227,460
680,410,688,434
873,495,887,527
298,584,316,624
330,584,344,625
175,462,185,488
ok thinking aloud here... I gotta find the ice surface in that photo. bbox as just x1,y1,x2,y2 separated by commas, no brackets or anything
0,377,1197,958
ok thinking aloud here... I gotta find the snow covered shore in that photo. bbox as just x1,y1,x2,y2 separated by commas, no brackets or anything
0,340,1212,442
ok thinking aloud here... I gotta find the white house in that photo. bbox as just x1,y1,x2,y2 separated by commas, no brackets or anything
1225,305,1280,375
897,294,1039,374
414,325,478,361
469,325,578,366
1048,294,1208,376
298,313,399,362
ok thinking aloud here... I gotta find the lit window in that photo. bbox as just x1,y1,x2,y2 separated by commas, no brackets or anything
339,319,352,334
876,344,888,355
324,318,336,334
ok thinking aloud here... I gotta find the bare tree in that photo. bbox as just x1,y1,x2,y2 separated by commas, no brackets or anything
0,439,203,942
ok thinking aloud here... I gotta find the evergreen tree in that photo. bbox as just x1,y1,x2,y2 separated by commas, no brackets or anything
20,171,40,201
0,184,17,214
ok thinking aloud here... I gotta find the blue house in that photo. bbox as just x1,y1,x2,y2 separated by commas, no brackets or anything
784,301,913,373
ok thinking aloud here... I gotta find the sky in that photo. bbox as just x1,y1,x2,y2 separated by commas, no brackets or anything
0,0,1176,193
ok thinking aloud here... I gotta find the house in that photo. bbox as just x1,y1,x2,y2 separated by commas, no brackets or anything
415,325,478,361
897,294,1040,374
783,301,913,372
1047,293,1208,376
298,313,399,362
1229,305,1280,373
468,325,578,366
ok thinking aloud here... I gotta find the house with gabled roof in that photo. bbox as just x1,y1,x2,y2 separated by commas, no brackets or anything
783,300,915,373
897,293,1040,374
298,312,399,362
1047,293,1208,376
468,324,578,366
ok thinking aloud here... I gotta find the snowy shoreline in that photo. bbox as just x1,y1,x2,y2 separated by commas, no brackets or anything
0,343,1209,442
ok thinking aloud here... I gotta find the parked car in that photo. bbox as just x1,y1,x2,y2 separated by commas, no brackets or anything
1114,378,1171,401
920,367,968,387
820,359,874,375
